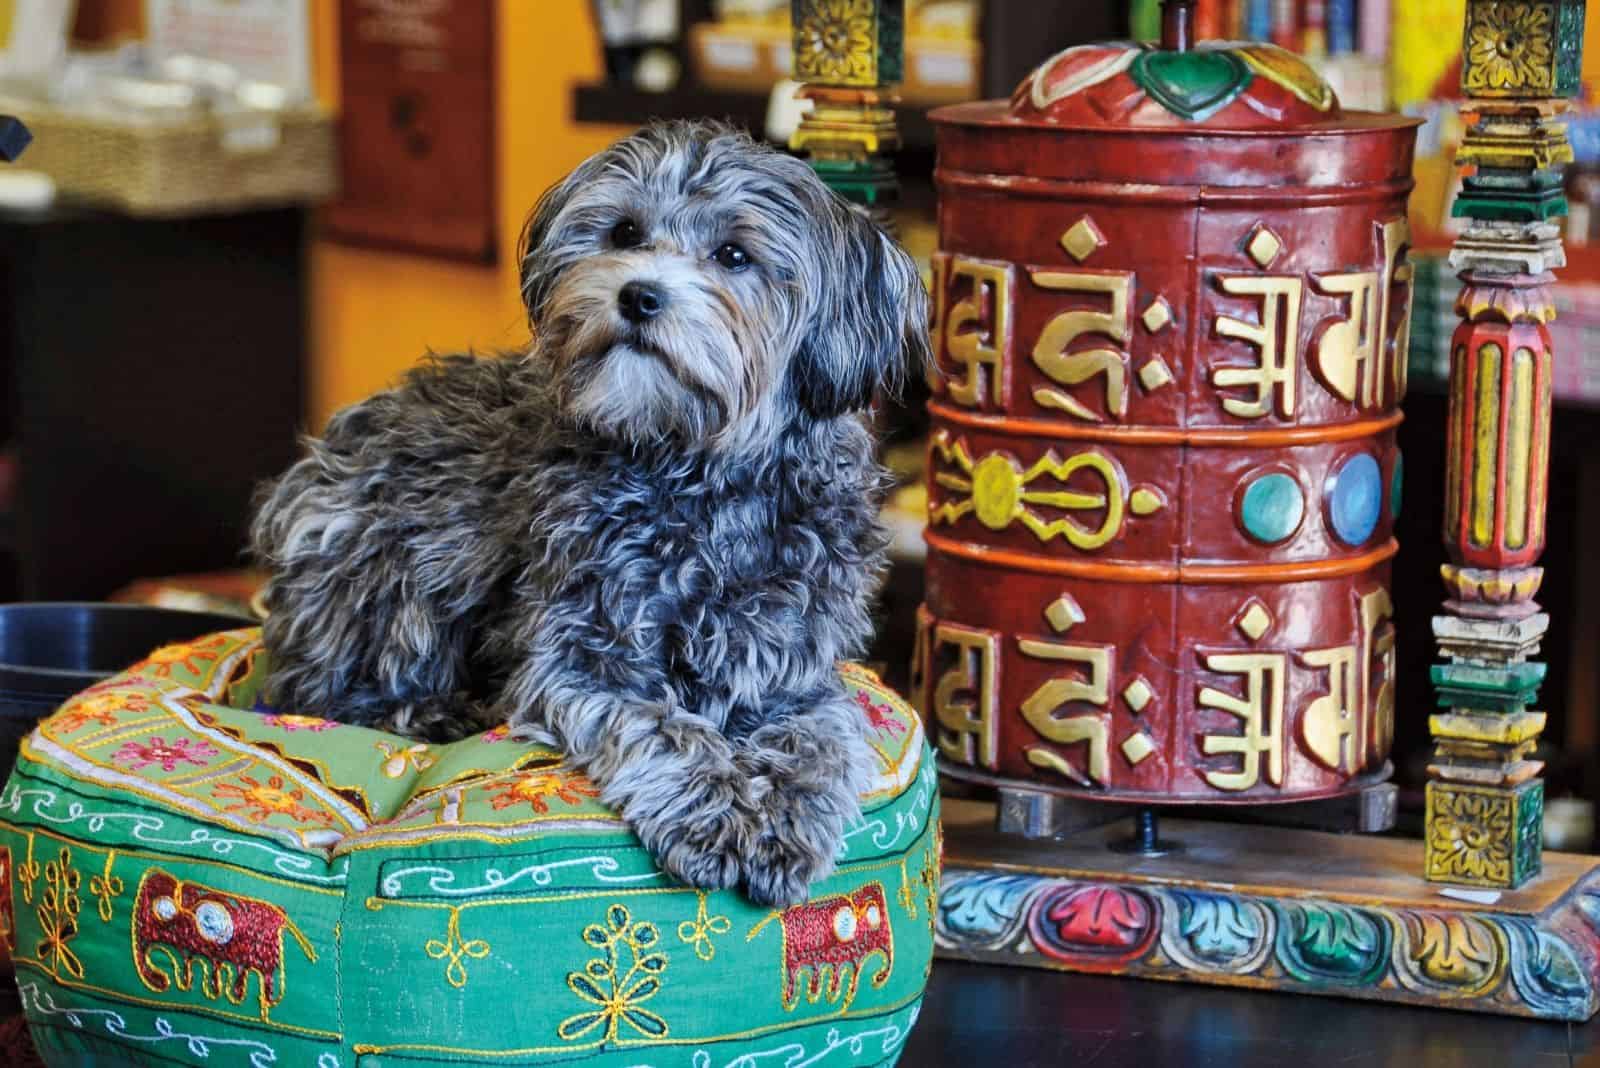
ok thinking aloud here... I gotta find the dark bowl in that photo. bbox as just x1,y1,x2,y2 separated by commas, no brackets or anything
0,602,254,783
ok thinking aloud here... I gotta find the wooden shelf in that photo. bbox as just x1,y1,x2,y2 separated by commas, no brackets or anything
571,82,938,151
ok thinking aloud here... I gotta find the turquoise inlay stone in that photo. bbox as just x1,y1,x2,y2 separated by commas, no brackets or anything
1390,452,1404,520
1128,50,1254,122
1239,472,1304,544
1327,453,1382,546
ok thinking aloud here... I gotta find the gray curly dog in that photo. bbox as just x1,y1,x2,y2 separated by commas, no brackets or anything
250,120,930,906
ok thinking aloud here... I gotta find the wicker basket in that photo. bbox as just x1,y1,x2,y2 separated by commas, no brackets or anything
0,97,336,216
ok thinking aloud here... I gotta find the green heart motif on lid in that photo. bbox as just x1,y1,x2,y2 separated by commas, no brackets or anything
1129,49,1254,122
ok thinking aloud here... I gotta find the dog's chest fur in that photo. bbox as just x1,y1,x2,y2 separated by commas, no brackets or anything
491,398,889,732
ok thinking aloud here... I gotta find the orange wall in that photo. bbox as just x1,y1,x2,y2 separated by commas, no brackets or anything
306,2,628,429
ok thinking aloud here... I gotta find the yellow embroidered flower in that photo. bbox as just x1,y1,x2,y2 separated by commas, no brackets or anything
488,769,601,813
134,640,221,679
559,904,668,1045
36,847,83,980
1466,2,1555,92
53,692,146,733
213,773,332,825
375,741,436,779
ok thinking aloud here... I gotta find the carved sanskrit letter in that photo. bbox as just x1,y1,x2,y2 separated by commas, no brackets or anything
1028,269,1133,422
1313,270,1381,406
1380,218,1414,404
939,256,1013,408
932,623,1000,770
1311,217,1413,410
1019,638,1112,786
1359,587,1397,760
1299,645,1360,773
1213,276,1304,419
1199,652,1286,791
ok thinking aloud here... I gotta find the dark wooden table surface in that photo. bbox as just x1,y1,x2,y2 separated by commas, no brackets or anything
905,961,1600,1067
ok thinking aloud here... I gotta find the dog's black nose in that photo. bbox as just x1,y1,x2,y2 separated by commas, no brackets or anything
618,281,666,323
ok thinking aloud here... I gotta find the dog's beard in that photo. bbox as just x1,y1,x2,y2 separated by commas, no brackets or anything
569,340,725,443
538,260,772,447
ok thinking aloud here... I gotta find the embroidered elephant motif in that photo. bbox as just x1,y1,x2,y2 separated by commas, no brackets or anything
0,844,13,952
751,882,893,1010
132,869,316,1020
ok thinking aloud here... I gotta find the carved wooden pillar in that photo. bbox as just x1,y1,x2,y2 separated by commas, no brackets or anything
788,0,904,232
1424,0,1585,890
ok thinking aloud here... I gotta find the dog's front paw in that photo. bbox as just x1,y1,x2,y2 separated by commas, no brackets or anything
742,815,837,907
628,769,757,893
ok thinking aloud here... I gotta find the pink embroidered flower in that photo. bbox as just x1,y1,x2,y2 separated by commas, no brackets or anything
854,691,906,736
480,724,512,744
111,736,219,772
260,713,338,733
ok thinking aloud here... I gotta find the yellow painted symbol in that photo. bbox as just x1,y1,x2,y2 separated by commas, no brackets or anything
1200,652,1287,791
929,432,1131,551
1141,297,1173,333
1044,595,1086,633
1060,216,1107,263
1214,274,1304,419
1299,644,1360,773
1120,732,1157,766
1246,225,1284,268
936,255,1013,409
1030,269,1133,422
931,622,1001,770
1235,600,1274,642
1137,356,1175,392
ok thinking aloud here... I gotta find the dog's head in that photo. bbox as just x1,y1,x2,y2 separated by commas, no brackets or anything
519,120,930,448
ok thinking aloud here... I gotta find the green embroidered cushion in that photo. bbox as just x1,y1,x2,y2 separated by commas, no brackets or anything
0,628,938,1067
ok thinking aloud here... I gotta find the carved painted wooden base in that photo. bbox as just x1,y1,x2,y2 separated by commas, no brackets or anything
935,799,1600,1020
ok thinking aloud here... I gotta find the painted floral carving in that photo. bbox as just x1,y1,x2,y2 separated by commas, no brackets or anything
487,769,601,813
794,0,876,84
1465,2,1556,93
212,774,333,825
112,736,219,773
1427,786,1514,884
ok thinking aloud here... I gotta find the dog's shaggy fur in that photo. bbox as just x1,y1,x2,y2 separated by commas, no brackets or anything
250,121,930,905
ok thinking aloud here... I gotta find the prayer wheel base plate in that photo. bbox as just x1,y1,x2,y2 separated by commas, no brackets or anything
935,798,1600,1020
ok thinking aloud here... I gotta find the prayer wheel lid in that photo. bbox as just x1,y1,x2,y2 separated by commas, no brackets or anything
933,4,1418,138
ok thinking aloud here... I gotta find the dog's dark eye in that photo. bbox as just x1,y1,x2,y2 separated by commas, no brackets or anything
610,219,644,249
712,243,751,271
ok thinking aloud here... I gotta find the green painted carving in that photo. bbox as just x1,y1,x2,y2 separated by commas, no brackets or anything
1515,779,1545,886
1274,901,1390,985
1128,50,1254,122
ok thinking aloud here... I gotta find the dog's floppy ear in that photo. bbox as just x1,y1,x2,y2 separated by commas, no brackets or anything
790,199,931,420
518,161,597,327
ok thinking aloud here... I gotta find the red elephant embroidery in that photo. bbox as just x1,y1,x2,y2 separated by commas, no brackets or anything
750,882,893,1010
132,869,316,1020
0,844,14,952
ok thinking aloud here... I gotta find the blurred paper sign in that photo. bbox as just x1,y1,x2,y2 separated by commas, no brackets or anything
323,0,496,263
145,0,312,97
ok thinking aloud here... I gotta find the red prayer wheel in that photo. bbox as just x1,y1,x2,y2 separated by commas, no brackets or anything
914,33,1421,803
